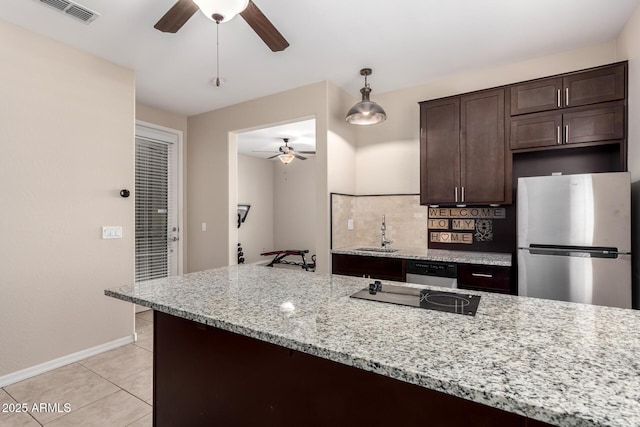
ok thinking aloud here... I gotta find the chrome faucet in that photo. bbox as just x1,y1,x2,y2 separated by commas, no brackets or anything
381,215,393,248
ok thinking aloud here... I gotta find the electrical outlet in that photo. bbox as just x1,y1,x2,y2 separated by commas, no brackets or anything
102,226,122,239
347,219,354,230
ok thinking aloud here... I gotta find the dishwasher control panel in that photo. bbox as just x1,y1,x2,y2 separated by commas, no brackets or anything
406,260,457,278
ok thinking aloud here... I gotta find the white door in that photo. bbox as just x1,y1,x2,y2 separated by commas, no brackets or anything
134,124,180,282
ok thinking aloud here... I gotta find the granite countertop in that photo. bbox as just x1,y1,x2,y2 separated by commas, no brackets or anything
105,265,640,426
331,246,512,266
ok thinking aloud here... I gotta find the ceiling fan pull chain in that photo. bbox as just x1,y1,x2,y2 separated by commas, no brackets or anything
215,18,221,87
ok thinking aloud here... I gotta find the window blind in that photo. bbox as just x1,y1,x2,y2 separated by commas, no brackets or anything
135,137,175,282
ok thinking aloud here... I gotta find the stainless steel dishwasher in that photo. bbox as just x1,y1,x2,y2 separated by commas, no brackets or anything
406,260,457,288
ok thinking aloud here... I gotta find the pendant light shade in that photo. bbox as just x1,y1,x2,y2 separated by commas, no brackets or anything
193,0,249,22
346,68,387,125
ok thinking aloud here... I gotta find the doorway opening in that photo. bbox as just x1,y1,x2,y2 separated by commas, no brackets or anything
235,118,317,268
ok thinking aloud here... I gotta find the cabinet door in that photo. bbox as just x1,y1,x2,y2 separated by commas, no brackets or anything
420,98,460,205
563,64,625,108
510,77,562,116
332,254,406,282
564,105,624,145
510,113,563,150
460,89,505,204
457,264,511,294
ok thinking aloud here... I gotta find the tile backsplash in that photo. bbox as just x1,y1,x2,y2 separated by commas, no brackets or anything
331,194,428,249
331,193,513,253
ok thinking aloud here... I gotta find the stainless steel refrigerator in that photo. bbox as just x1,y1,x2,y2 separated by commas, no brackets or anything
517,172,632,309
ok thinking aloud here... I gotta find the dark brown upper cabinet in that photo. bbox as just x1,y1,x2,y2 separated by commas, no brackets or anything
510,63,625,116
510,78,563,116
563,105,624,145
420,88,509,206
420,98,460,204
510,104,624,150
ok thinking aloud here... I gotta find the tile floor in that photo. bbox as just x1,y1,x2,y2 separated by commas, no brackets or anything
0,310,154,427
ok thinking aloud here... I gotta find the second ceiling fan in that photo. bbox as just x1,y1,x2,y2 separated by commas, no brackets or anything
154,0,289,52
255,138,315,164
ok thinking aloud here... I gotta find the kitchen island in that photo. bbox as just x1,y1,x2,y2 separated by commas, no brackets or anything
105,265,640,426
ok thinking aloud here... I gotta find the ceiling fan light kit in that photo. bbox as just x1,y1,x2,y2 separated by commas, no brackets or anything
155,0,289,52
346,68,387,126
192,0,248,22
278,153,295,164
257,138,314,164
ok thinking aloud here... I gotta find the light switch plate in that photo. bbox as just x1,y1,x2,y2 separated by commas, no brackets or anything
102,226,123,239
347,219,354,230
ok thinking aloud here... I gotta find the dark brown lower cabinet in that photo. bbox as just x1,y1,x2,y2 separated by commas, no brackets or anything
154,311,552,426
331,253,406,281
457,264,512,294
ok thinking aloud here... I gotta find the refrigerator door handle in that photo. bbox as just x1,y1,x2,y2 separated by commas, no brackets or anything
524,244,621,258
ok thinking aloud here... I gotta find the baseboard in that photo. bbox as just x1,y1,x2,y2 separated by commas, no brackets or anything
0,335,134,388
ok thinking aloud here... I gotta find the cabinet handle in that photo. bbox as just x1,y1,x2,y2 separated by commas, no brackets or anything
557,89,561,108
461,186,465,202
455,187,458,202
565,125,569,143
471,273,493,278
556,126,561,144
565,87,569,106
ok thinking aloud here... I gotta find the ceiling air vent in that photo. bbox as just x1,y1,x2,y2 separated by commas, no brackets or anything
34,0,100,24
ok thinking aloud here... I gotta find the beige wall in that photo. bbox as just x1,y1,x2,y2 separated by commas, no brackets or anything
187,82,330,273
274,158,316,254
0,20,135,378
617,4,640,182
136,103,188,137
238,154,274,263
135,103,188,269
355,41,619,194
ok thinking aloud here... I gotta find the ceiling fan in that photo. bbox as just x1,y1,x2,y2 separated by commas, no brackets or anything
256,138,315,164
154,0,289,52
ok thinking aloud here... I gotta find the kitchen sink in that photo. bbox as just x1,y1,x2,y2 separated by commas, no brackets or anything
356,247,399,253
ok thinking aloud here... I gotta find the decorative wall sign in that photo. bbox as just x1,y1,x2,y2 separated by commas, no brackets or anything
474,220,493,242
430,232,473,244
428,208,506,219
427,219,449,229
452,219,475,230
428,207,504,246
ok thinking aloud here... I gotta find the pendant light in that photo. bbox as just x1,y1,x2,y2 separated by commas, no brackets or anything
193,0,249,22
345,68,387,125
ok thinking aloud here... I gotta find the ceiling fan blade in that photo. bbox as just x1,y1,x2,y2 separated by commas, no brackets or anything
293,153,307,160
297,151,316,154
154,0,199,33
239,1,289,52
267,154,280,159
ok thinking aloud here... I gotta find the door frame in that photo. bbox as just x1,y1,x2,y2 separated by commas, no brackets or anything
135,120,184,276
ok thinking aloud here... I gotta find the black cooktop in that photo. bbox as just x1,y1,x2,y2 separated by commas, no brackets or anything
350,282,480,316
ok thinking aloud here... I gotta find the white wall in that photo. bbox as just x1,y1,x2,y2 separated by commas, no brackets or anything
274,158,316,255
0,20,135,379
355,41,619,194
238,154,274,263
